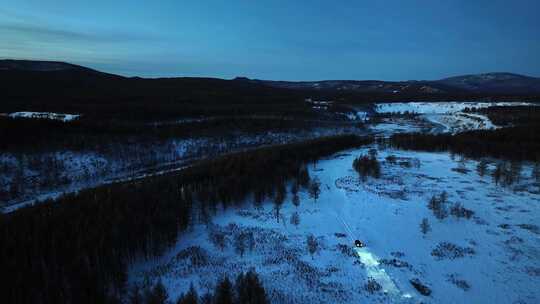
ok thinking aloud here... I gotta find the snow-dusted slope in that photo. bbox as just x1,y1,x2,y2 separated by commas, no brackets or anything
129,147,540,304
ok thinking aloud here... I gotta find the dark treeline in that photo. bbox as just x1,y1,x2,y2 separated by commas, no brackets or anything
352,149,381,181
1,67,308,117
389,126,540,161
0,115,329,152
389,124,540,162
0,135,372,304
1,99,317,123
465,105,540,127
130,269,268,304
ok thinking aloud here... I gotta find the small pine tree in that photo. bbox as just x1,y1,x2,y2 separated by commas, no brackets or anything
492,163,503,185
308,179,321,203
199,292,213,304
128,285,143,304
428,193,448,220
214,277,234,304
291,182,299,195
440,191,448,204
306,234,318,259
297,167,311,188
235,269,268,304
234,233,247,257
290,212,300,228
147,280,169,304
420,218,431,236
273,183,286,222
292,192,300,208
177,283,198,304
209,230,226,251
476,160,488,177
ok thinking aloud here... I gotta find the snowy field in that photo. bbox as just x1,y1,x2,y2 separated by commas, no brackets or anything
129,146,540,304
374,101,536,134
374,102,533,114
368,118,430,137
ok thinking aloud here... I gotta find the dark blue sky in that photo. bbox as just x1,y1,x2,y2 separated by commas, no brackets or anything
1,0,539,80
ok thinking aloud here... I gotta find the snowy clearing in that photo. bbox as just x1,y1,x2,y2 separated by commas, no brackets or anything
373,101,536,134
130,146,540,304
374,102,533,115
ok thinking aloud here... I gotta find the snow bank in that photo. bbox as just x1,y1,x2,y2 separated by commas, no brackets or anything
8,111,80,122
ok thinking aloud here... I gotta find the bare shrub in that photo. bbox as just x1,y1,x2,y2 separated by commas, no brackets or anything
517,224,540,235
450,203,474,219
336,244,356,257
379,258,411,269
290,212,300,228
420,218,431,235
364,277,382,294
410,278,431,296
385,155,397,164
209,230,227,251
306,234,319,259
431,242,475,260
447,274,471,291
174,246,210,267
292,192,300,208
308,178,321,203
428,192,449,220
234,232,248,257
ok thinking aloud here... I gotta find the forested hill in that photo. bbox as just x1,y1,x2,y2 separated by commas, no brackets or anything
3,60,540,120
0,59,306,120
0,135,373,304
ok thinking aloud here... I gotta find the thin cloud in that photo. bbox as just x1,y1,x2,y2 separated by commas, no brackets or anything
0,21,159,44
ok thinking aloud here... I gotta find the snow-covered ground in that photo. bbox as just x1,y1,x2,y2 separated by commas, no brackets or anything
369,118,430,137
374,102,533,115
129,147,540,304
1,127,366,212
7,111,80,122
373,101,536,134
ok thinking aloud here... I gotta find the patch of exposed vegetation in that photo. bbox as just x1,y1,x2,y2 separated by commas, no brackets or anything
447,274,471,291
353,153,381,181
364,277,382,294
410,278,431,296
431,242,475,260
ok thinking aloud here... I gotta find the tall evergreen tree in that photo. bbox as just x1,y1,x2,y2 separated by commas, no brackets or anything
214,277,234,304
147,280,169,304
177,283,198,304
235,269,268,304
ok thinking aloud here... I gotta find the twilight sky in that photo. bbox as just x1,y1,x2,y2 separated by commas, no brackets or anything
1,0,539,80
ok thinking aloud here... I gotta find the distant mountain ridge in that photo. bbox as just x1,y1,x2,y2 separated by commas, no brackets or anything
2,59,540,96
242,72,540,95
437,72,540,94
0,59,89,72
0,59,123,78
